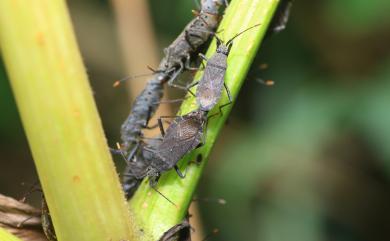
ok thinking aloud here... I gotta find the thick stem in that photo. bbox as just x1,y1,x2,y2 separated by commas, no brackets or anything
128,0,280,240
0,228,23,241
0,1,134,240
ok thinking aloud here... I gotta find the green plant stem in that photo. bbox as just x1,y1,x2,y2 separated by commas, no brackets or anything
129,0,280,239
0,228,23,241
0,1,134,241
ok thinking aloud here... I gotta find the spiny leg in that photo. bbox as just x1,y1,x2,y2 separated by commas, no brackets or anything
167,63,185,87
216,82,233,117
175,165,186,178
198,53,209,62
157,115,181,136
126,142,141,163
184,54,201,71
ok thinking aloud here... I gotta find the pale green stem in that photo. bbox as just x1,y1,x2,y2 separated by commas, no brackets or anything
0,228,23,241
0,1,134,240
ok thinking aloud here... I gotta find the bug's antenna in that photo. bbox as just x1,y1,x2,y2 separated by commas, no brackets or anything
17,216,35,228
113,73,155,87
19,181,41,202
151,185,178,208
115,142,128,163
226,24,261,46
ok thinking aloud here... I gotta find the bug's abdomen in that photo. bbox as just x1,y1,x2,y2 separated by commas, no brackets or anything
196,55,227,111
120,79,163,153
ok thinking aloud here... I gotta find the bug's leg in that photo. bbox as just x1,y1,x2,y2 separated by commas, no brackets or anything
216,82,233,116
145,116,177,131
149,175,159,187
141,106,153,129
198,53,209,62
184,80,199,97
122,177,141,199
143,104,176,130
169,79,195,97
155,98,187,105
126,142,140,163
110,148,123,155
168,80,190,92
167,66,197,97
201,118,209,146
167,63,185,87
143,145,158,154
175,165,186,178
158,117,166,137
224,82,232,103
224,0,229,7
266,0,292,36
157,115,181,136
207,84,233,120
184,54,200,71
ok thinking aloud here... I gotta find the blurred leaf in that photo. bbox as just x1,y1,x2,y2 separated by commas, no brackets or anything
325,0,390,33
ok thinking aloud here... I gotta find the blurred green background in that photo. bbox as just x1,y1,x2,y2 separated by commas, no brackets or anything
1,0,390,241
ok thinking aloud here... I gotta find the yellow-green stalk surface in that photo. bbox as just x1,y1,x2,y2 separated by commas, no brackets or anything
129,0,280,240
0,228,23,241
0,1,134,240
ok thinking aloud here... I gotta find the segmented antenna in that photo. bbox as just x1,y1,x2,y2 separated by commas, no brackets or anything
226,23,261,46
151,185,178,208
116,142,129,163
113,73,155,87
19,181,41,202
17,216,35,228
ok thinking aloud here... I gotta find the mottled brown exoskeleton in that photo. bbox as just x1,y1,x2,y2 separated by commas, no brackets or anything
117,0,225,185
188,24,261,115
143,109,208,185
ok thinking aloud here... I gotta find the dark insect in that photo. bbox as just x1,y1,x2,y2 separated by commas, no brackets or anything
121,109,208,199
266,0,294,36
8,186,58,241
145,109,208,185
135,25,263,189
118,74,165,160
189,24,261,115
41,195,57,241
0,193,44,240
121,139,161,199
158,218,191,241
121,25,263,195
161,0,226,84
117,0,226,165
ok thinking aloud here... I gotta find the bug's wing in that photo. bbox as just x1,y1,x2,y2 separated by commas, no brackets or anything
157,117,204,168
196,59,226,110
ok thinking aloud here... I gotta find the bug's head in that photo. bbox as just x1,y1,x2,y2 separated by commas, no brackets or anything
215,36,230,55
222,24,261,55
146,166,160,178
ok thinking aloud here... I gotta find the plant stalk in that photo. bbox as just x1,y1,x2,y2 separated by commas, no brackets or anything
0,228,23,241
0,1,134,240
